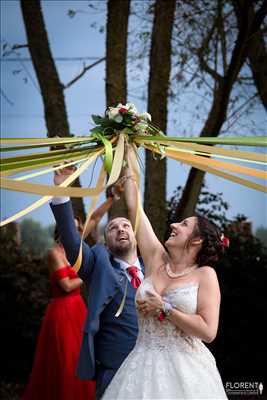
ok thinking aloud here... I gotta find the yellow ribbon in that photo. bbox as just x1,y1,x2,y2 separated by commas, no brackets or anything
144,144,267,193
127,144,142,235
73,165,107,272
13,158,88,181
106,134,125,187
134,137,267,164
0,149,104,227
1,151,94,177
0,177,115,197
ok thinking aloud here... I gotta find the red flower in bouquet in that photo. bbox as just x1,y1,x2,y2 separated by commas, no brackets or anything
119,107,128,113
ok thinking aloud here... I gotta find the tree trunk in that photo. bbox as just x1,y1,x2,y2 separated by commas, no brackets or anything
233,0,267,112
144,0,176,242
20,0,85,220
106,0,130,219
175,0,267,221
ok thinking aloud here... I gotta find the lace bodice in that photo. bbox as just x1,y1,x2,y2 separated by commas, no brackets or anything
135,278,207,353
103,278,227,399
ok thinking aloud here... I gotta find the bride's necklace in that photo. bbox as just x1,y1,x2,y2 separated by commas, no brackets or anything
165,263,197,279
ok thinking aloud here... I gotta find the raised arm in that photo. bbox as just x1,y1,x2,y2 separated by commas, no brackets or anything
90,196,113,227
85,187,121,239
85,196,114,245
50,166,95,281
123,165,166,275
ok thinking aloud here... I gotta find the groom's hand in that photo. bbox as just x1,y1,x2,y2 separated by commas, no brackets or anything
54,163,77,185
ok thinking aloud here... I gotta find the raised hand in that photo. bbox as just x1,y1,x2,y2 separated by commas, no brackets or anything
107,177,127,200
54,163,77,186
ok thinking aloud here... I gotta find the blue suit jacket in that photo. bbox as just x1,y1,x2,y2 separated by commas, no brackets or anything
51,201,142,379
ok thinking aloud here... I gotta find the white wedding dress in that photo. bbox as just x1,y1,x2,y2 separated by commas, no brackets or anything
102,278,227,400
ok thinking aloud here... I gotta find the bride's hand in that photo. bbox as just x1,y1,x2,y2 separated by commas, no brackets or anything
54,162,77,185
136,290,164,316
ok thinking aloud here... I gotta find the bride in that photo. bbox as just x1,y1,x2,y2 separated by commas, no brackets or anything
102,164,227,399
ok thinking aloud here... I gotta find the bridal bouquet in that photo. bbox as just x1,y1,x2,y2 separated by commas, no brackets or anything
90,103,154,137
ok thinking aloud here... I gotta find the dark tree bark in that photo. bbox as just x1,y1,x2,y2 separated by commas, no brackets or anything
175,0,267,221
234,0,267,111
20,0,85,220
106,0,130,218
144,0,176,242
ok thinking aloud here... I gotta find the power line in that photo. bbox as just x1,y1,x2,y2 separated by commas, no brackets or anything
1,57,104,62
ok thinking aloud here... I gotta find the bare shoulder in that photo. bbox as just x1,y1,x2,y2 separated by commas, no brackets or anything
197,266,221,304
197,266,219,284
47,246,65,270
198,265,217,276
47,247,59,262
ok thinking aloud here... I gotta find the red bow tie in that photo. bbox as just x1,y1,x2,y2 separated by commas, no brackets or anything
127,266,142,289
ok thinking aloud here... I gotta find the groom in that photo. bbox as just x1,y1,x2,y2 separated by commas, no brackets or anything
50,166,144,399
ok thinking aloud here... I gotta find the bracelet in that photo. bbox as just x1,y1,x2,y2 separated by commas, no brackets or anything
163,302,173,317
157,302,173,321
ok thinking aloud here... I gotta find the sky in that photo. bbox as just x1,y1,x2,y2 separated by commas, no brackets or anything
1,0,266,232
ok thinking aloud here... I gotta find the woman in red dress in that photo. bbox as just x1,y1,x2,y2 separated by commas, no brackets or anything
23,194,118,400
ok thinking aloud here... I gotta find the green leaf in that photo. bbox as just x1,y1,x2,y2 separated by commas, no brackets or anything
91,115,105,125
121,127,133,135
90,126,105,135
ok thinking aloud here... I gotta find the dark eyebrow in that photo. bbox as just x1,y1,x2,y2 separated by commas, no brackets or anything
108,223,117,230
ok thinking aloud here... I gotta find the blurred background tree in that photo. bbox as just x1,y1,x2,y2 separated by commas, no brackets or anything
0,224,49,398
20,219,53,257
255,226,267,247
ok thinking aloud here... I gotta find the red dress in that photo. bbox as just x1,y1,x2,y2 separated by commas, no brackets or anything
22,266,95,400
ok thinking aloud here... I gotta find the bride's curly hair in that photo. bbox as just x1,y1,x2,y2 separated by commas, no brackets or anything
192,215,225,267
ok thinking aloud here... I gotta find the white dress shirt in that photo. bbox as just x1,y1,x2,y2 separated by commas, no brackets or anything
114,258,144,283
50,196,70,205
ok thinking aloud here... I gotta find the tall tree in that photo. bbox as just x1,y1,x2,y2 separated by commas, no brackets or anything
144,0,176,242
233,0,267,111
106,0,130,218
20,0,85,220
175,0,267,221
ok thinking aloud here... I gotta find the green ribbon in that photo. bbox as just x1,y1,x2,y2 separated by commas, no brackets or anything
134,135,267,147
91,132,113,174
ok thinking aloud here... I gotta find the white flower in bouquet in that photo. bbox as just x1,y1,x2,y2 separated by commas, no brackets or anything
107,107,118,119
106,107,123,123
125,102,138,115
104,103,152,130
113,114,124,123
139,112,152,122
